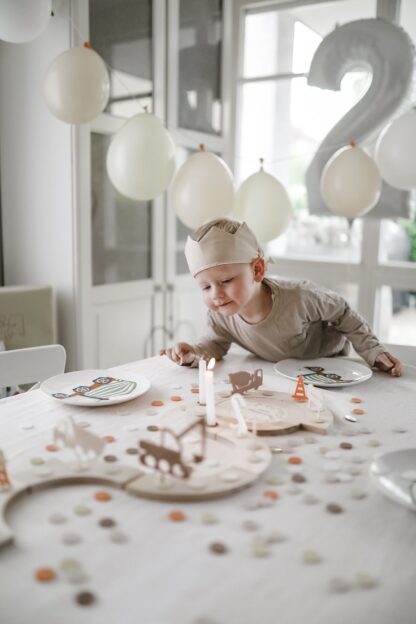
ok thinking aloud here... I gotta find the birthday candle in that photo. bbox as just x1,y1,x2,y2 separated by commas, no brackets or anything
205,358,216,426
198,359,206,405
230,394,248,436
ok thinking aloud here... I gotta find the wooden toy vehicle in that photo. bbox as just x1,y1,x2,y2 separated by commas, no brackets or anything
229,368,263,395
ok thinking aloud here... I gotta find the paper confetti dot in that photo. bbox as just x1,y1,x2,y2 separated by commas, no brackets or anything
201,513,218,525
21,423,35,430
74,505,91,516
109,531,128,544
286,485,302,495
263,490,279,500
151,400,164,407
210,542,228,554
368,440,381,447
191,388,199,393
30,457,45,466
35,567,56,582
168,510,186,522
328,577,352,593
67,570,89,584
99,517,116,528
243,500,261,511
46,444,59,452
265,475,283,486
75,591,96,606
303,549,322,564
103,454,118,463
126,447,138,455
352,408,364,415
335,472,353,483
319,447,330,455
49,513,67,525
326,503,344,514
102,435,116,443
350,489,368,500
94,491,112,502
60,558,82,572
170,395,183,401
251,543,269,558
292,473,306,483
303,494,320,505
62,532,82,546
288,456,302,465
340,442,353,450
324,474,339,484
351,397,363,404
355,572,378,589
242,520,260,532
266,530,287,543
349,467,361,477
359,427,372,435
392,427,407,433
270,447,283,454
351,454,367,464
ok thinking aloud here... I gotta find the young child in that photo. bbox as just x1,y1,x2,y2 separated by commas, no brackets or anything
161,219,402,377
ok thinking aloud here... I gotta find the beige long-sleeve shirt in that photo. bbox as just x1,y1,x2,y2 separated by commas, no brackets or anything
193,278,385,367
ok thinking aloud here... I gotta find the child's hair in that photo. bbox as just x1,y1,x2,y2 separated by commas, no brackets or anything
193,218,242,242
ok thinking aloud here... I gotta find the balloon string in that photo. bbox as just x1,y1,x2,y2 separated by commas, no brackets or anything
54,9,147,113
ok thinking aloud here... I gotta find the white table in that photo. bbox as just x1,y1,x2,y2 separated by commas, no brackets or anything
0,353,416,624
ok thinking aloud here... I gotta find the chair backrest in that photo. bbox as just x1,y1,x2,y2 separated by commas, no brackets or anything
0,345,66,387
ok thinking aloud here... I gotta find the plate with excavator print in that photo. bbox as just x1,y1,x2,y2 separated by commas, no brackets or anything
274,358,372,388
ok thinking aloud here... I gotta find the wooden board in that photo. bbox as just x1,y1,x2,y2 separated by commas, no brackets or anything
215,390,333,436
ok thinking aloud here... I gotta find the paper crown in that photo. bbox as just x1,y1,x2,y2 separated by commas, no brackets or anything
184,222,263,277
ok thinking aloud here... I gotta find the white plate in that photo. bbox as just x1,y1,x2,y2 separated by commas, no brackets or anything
41,370,150,406
273,357,372,388
370,449,416,511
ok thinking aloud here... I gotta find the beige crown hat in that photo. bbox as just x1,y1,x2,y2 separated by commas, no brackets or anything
184,222,263,277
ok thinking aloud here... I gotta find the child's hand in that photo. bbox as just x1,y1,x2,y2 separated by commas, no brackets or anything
160,342,196,366
374,351,402,377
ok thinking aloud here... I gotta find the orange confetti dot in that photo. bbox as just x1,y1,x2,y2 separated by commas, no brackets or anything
352,408,364,415
288,456,302,465
35,567,56,582
170,395,183,402
263,490,279,500
151,400,164,407
94,491,112,502
168,510,186,522
351,397,363,404
190,388,199,394
102,435,116,443
46,444,59,452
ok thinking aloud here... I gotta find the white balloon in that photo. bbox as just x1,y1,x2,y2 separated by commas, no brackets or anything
172,151,234,229
321,145,381,218
0,0,51,43
375,111,416,190
234,170,292,242
44,47,110,124
107,113,176,201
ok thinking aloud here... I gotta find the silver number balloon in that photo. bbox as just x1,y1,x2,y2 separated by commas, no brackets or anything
305,18,414,218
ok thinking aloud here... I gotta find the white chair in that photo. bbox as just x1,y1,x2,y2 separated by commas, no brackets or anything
0,345,66,389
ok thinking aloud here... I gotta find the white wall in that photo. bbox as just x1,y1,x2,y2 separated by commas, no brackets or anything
0,5,79,369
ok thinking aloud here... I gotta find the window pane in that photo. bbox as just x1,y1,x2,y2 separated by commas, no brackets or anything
378,287,416,347
178,0,222,134
175,146,195,275
91,133,151,285
89,0,153,118
379,219,416,265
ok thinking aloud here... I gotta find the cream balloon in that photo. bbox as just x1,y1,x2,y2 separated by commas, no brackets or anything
44,47,110,124
321,145,381,218
375,111,416,190
0,0,51,43
234,170,292,242
172,150,234,229
107,113,176,201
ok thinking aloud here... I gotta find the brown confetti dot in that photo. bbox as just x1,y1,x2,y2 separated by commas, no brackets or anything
210,542,227,554
351,397,363,404
94,491,112,502
75,591,96,606
126,447,138,455
151,400,164,407
102,435,115,443
99,518,116,528
190,388,199,394
263,489,279,500
46,444,59,452
340,442,353,450
326,503,344,514
288,456,302,465
168,510,186,522
103,455,118,463
170,395,183,401
292,473,306,483
352,408,364,415
35,567,56,582
147,425,159,432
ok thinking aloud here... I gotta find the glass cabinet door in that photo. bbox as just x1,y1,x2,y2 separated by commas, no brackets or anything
89,0,153,287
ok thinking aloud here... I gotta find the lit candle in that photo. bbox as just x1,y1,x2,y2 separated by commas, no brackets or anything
205,358,216,426
230,394,248,436
198,359,206,405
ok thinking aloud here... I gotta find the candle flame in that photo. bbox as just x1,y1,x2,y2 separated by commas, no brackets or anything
207,358,215,370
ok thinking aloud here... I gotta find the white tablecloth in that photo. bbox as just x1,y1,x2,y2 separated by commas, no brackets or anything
0,353,416,624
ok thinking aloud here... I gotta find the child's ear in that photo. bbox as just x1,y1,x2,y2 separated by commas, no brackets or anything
252,258,265,282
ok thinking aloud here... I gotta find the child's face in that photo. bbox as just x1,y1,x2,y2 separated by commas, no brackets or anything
195,261,262,316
